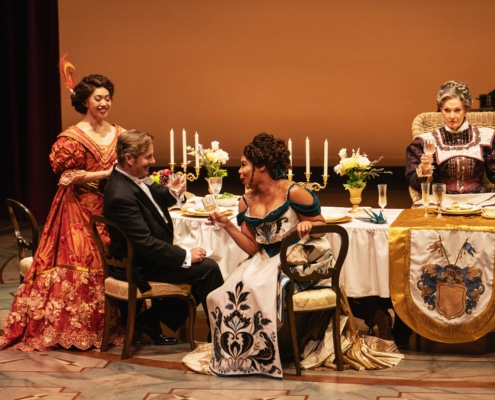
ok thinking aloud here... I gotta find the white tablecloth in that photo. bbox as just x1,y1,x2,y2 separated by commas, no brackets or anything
322,207,402,298
170,208,249,278
171,205,402,298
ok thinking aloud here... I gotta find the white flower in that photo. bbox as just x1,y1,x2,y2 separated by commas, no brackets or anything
188,141,229,177
334,148,390,189
357,155,371,168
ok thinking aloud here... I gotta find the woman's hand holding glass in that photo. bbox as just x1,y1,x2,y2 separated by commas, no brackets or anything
202,194,221,230
420,139,435,176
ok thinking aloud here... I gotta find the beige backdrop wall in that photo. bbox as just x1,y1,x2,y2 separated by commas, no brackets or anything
58,0,495,170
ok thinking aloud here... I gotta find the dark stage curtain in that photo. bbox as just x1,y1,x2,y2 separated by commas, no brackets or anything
2,0,60,221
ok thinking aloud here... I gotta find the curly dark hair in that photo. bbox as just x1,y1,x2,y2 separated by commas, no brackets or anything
243,133,291,180
71,74,115,114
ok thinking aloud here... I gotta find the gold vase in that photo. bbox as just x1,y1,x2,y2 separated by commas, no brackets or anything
347,185,365,213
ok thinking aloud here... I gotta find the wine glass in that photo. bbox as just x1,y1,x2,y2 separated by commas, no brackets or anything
432,183,446,218
424,138,436,155
202,194,220,230
169,173,186,203
421,182,430,218
377,184,387,215
208,176,223,199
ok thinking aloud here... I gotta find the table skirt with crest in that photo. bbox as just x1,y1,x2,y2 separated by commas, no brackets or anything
389,208,495,343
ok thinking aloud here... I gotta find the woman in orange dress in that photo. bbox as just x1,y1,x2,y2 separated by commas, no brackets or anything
0,69,124,351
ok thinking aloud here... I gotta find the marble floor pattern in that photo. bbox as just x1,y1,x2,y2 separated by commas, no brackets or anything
1,225,495,399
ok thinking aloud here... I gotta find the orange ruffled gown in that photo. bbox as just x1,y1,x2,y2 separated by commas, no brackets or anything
0,125,124,351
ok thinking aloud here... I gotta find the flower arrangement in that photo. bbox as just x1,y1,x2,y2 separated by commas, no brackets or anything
189,141,229,177
150,168,172,185
334,148,391,189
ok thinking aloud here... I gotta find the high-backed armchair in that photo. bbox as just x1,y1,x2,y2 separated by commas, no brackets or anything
409,111,495,202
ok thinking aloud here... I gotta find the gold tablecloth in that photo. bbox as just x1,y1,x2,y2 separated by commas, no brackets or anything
389,208,495,343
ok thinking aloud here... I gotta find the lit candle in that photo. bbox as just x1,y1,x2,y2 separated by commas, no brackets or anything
305,137,310,174
170,128,174,164
195,132,199,168
323,139,328,176
182,129,187,166
288,138,293,175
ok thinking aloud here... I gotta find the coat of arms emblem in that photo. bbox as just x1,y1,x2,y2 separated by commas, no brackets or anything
417,236,484,319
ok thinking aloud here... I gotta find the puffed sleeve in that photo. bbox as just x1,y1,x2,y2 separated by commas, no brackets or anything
49,136,86,173
405,137,427,192
49,136,87,185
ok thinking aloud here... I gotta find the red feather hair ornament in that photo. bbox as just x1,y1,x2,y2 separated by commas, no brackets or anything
59,53,76,93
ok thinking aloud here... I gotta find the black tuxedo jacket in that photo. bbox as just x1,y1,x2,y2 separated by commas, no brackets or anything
103,167,186,292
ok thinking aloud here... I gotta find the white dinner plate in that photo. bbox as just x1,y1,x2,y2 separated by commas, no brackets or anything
440,204,481,215
216,196,240,207
180,206,233,217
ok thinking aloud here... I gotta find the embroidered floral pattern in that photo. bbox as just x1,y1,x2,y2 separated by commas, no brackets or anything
435,126,481,152
0,125,124,351
210,281,280,376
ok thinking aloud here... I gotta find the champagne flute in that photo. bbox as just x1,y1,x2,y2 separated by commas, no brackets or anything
208,176,223,199
432,183,446,218
421,182,430,218
377,184,387,215
423,138,436,175
202,194,220,230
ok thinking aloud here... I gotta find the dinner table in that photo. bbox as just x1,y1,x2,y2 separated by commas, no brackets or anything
171,198,401,288
389,204,495,344
170,198,403,338
171,192,495,343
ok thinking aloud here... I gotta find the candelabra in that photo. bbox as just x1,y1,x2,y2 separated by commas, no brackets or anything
287,171,329,191
169,163,201,181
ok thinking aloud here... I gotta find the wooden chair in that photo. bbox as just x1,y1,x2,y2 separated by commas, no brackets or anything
5,198,40,282
409,111,495,201
90,214,197,359
279,224,349,375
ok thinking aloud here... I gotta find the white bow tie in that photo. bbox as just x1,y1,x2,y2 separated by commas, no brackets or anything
136,177,154,185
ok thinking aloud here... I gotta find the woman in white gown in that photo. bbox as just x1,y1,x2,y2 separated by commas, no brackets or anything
183,133,327,379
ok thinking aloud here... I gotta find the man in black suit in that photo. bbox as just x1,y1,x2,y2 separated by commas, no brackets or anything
103,129,224,345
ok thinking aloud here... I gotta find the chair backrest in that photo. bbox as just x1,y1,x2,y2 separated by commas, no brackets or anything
410,111,495,192
90,214,137,292
5,198,40,261
412,111,495,137
279,224,349,295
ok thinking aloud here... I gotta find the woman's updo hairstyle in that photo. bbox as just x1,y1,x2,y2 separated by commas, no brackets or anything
436,80,472,111
243,132,291,180
71,74,115,114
